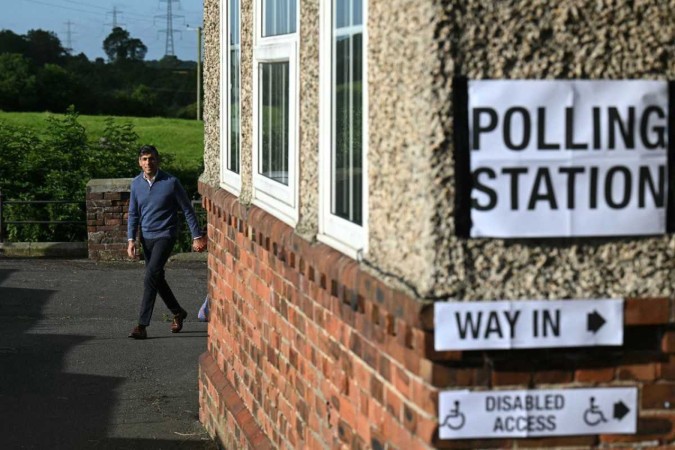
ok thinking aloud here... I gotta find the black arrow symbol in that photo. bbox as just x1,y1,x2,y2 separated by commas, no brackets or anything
587,310,606,333
613,401,630,420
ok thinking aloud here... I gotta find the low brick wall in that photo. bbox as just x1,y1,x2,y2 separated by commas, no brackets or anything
199,182,675,449
86,178,133,261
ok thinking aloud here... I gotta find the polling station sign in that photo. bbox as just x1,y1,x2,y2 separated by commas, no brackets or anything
434,299,624,351
453,79,674,238
438,387,637,439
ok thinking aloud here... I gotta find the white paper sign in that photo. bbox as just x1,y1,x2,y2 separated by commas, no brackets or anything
468,79,668,238
434,299,623,350
439,387,637,439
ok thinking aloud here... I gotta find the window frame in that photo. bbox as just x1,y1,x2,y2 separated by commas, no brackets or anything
220,0,242,194
252,0,299,226
318,0,368,259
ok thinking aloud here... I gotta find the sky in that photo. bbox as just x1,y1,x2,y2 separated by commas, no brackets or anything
2,0,204,62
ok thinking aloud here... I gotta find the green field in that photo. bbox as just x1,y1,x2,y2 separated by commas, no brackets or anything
0,111,204,170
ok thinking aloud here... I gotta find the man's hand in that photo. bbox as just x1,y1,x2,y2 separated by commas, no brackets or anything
192,236,207,253
127,240,137,259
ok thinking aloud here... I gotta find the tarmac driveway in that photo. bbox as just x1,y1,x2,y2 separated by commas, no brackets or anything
0,258,218,449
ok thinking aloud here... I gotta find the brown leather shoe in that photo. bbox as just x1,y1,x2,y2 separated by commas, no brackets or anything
128,325,147,340
171,310,188,333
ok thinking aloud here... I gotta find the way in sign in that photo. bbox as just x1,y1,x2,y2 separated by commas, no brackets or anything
456,308,560,340
434,299,623,351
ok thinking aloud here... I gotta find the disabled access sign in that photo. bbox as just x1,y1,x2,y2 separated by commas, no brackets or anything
438,387,637,439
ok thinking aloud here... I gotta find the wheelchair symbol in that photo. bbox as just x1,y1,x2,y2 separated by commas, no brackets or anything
440,400,466,430
583,396,608,426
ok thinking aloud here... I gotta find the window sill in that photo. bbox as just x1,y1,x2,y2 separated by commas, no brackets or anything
317,232,365,261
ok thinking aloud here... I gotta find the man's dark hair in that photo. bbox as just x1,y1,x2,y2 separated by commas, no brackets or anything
138,145,160,159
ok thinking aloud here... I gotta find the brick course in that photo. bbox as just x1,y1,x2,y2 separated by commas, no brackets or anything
199,183,675,449
85,178,133,260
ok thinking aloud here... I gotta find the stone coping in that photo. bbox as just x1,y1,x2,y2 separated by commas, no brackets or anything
0,242,88,258
86,178,134,194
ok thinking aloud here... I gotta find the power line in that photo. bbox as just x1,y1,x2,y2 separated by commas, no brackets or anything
19,0,104,17
155,0,184,57
60,0,105,11
18,0,156,25
62,20,75,51
105,6,125,30
60,0,108,11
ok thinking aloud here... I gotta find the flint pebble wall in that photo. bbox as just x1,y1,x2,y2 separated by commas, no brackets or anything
198,0,675,448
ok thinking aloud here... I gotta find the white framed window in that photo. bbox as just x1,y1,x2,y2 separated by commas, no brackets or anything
220,0,241,194
319,0,368,259
252,0,299,226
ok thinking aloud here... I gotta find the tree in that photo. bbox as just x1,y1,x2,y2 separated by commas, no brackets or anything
0,29,28,55
36,64,79,112
0,53,37,110
0,27,196,117
127,37,147,61
103,27,147,63
25,29,68,65
158,55,180,68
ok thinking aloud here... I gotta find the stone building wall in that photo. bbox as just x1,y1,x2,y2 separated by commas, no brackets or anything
422,0,674,300
198,0,675,448
200,0,674,300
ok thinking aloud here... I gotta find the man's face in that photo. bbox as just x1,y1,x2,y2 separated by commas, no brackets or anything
138,153,159,176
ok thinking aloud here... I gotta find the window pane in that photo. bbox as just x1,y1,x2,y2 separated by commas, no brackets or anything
332,0,363,225
335,0,349,29
260,62,289,185
229,49,240,173
228,0,240,173
230,0,239,45
353,0,363,26
263,0,296,37
336,0,362,28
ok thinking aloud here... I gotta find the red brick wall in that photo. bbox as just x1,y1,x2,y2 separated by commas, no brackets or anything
86,179,133,260
199,183,675,449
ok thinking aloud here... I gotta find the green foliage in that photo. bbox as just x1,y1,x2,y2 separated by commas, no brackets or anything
90,118,140,179
103,27,147,63
0,118,39,196
0,110,203,251
0,53,37,110
0,108,140,242
0,30,28,55
36,64,79,112
173,102,199,120
172,202,206,254
0,28,200,118
25,29,68,66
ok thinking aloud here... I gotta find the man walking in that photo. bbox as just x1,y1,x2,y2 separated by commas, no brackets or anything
127,145,207,340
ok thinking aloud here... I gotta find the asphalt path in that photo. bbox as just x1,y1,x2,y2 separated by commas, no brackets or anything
0,258,218,449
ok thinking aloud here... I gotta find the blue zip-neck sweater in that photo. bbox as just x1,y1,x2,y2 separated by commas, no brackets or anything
127,170,202,241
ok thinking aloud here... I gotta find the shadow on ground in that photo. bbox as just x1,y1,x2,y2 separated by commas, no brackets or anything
0,266,216,449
